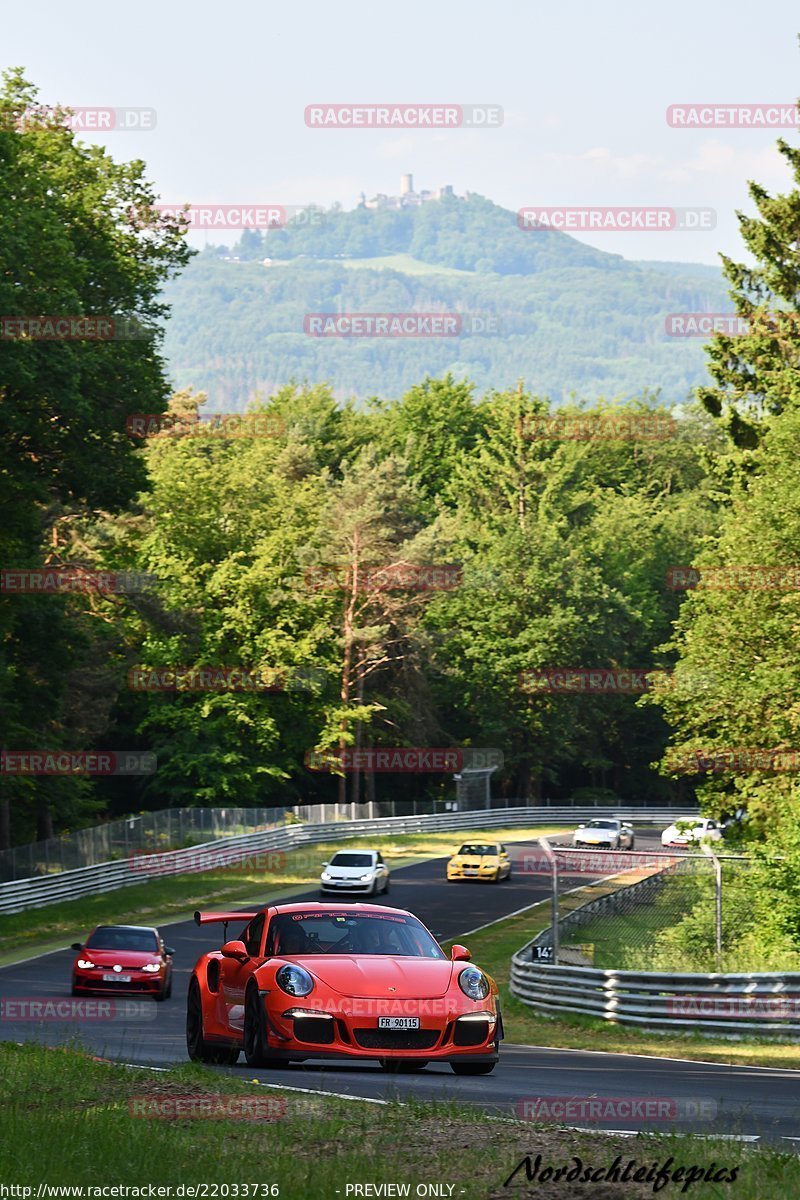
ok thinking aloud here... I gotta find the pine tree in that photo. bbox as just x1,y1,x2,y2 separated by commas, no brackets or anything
698,122,800,449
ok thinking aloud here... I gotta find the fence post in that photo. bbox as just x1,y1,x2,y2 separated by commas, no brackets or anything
538,836,559,966
702,843,723,969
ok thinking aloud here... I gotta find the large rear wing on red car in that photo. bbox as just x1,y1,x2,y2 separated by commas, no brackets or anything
194,911,258,926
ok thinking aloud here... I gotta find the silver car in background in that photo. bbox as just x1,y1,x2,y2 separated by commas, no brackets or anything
573,818,635,850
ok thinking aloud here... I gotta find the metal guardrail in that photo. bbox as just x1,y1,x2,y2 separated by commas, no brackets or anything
0,806,697,915
510,859,800,1038
0,806,291,883
0,797,688,882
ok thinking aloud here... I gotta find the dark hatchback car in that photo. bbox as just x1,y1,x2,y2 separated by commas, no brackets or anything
71,924,175,1000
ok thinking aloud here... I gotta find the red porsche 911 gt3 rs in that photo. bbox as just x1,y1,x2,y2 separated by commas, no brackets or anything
186,902,502,1074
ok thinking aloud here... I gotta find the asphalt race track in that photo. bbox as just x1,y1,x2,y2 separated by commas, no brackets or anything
2,829,798,1146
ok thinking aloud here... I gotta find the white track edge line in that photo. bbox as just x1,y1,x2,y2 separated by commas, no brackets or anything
503,1041,800,1075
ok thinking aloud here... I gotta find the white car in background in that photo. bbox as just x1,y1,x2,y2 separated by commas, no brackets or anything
661,818,722,847
572,818,635,850
319,849,390,896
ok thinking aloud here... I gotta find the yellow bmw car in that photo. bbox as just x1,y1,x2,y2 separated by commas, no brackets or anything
446,842,512,884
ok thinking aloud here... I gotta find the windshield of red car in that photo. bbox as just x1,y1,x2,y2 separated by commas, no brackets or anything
85,927,159,952
267,911,445,958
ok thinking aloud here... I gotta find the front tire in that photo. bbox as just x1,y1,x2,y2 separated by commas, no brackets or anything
187,977,239,1065
244,984,284,1069
243,984,270,1067
450,1061,496,1076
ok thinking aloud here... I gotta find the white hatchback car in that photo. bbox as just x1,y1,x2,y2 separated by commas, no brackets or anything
319,850,390,896
661,818,722,847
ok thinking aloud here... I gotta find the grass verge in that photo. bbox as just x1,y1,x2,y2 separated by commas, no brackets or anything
0,1042,796,1199
0,826,565,962
330,253,477,277
443,879,800,1070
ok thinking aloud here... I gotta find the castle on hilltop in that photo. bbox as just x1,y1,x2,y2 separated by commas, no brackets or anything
358,174,464,211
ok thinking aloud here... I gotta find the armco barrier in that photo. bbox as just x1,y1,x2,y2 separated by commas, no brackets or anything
0,806,696,915
509,861,800,1038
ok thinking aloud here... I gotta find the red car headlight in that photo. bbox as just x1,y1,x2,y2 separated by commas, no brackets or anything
276,964,314,997
458,967,490,1000
76,959,95,970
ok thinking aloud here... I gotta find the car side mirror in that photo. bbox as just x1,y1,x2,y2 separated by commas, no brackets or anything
450,944,471,962
71,943,83,952
220,940,249,962
164,947,175,957
577,824,585,829
322,862,329,868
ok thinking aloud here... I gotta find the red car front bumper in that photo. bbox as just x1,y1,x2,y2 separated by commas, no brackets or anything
72,970,165,996
261,1002,500,1062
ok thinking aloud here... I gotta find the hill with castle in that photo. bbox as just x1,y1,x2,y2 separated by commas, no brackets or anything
162,177,728,407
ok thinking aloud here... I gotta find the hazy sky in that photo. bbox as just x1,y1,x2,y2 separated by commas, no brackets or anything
4,0,799,263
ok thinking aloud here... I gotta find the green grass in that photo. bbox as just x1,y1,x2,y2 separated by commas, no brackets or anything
0,826,566,962
563,871,800,974
576,886,697,970
0,1043,796,1198
443,882,800,1070
319,252,477,277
